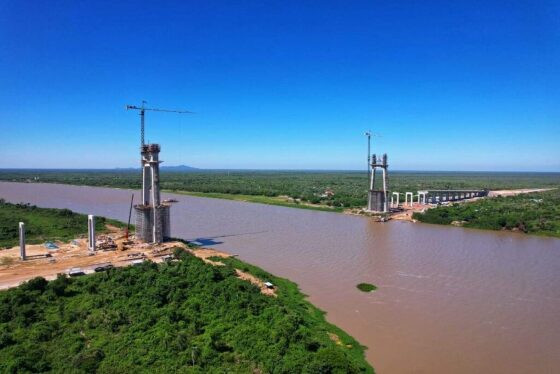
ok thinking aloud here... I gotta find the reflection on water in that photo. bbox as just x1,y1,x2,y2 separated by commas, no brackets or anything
1,182,560,374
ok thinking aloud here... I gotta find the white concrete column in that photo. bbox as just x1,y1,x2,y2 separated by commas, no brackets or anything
382,168,388,212
88,215,96,251
392,192,400,208
151,162,158,243
142,163,150,205
19,222,26,260
382,168,387,194
405,192,413,207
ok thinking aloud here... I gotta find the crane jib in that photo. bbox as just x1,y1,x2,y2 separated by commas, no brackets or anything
126,102,193,147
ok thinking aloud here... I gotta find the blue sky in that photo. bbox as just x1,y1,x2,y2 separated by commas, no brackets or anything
1,1,559,171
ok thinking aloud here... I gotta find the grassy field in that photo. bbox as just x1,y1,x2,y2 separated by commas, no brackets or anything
413,188,560,238
0,248,373,373
0,200,125,248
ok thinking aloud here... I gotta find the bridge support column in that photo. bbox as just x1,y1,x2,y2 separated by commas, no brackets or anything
391,192,400,208
19,222,26,261
405,192,413,207
88,215,96,251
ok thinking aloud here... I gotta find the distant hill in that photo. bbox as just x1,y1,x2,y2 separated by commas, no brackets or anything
160,164,200,172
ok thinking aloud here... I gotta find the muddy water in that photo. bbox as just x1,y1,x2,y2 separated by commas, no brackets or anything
1,181,560,373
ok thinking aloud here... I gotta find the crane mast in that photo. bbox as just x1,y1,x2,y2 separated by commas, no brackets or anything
125,101,192,244
126,100,193,147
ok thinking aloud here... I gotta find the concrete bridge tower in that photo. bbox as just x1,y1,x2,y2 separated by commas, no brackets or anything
134,144,171,243
367,153,389,213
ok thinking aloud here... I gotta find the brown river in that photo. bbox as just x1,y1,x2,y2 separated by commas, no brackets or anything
1,182,560,373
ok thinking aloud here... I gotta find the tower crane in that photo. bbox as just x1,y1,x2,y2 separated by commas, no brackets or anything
125,101,193,244
126,100,193,147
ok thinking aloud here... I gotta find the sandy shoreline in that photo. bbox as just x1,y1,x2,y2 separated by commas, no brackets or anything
0,227,276,296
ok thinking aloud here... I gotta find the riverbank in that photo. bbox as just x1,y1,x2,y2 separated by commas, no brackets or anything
0,203,373,372
0,249,373,372
166,189,344,212
3,169,558,210
0,199,125,248
3,179,559,238
413,188,560,237
1,181,560,373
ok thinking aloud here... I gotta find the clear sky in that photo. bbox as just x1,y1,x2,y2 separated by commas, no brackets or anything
1,1,559,171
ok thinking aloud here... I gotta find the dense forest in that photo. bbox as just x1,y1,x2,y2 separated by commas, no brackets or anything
0,200,124,248
413,189,560,237
0,249,373,373
1,169,559,209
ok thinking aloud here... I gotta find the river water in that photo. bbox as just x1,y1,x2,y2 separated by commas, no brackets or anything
1,182,559,373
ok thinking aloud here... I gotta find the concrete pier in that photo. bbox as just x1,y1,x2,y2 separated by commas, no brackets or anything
422,189,488,204
391,192,400,208
405,192,413,207
19,222,26,260
368,190,387,212
88,215,96,251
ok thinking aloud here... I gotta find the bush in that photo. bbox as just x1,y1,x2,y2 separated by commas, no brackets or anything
356,283,377,292
0,252,373,373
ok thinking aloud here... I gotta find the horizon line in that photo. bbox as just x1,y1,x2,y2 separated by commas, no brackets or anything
1,167,559,174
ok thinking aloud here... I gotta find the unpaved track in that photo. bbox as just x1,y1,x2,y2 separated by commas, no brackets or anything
488,188,556,197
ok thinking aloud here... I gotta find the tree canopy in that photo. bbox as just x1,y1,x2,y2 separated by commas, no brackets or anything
0,249,373,373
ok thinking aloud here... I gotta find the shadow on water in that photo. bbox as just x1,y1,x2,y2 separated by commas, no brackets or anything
187,230,268,246
189,238,224,246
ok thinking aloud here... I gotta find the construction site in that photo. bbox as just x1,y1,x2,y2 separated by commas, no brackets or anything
0,225,184,290
0,102,184,289
0,102,280,297
360,135,552,222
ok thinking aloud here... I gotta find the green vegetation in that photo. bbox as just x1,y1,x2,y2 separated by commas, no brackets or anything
1,169,559,209
0,199,125,248
172,190,344,212
356,283,377,292
0,249,373,373
1,169,559,236
413,189,560,237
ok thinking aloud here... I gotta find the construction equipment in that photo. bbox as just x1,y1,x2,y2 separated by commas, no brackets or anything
125,193,134,240
126,100,193,147
364,131,382,186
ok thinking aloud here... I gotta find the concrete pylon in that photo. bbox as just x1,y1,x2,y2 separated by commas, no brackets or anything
134,143,170,244
391,192,400,208
88,215,96,251
367,153,389,213
19,222,26,260
405,192,413,207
